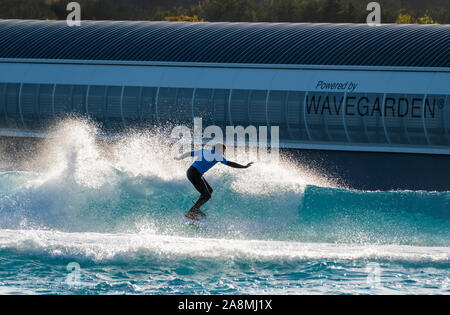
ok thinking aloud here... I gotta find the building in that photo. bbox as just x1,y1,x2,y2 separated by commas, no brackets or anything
0,20,449,190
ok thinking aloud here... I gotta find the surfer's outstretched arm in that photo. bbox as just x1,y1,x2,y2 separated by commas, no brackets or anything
226,161,254,169
174,151,194,160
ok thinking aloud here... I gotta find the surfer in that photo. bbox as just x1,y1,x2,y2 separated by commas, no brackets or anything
175,143,254,221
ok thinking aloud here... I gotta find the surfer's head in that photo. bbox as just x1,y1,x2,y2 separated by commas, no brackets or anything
214,143,226,155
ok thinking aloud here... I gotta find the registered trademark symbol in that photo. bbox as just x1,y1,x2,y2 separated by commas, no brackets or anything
438,99,445,109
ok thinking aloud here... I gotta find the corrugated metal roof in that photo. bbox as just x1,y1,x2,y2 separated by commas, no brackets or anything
0,20,448,68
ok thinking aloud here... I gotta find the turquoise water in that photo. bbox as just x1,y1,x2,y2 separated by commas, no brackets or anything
0,121,449,294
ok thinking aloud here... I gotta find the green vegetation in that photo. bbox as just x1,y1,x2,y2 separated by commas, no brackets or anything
0,0,448,24
395,12,439,24
164,15,204,22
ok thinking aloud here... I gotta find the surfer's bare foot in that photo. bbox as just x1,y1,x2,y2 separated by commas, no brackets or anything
192,207,206,217
185,207,206,220
185,211,199,221
185,210,200,221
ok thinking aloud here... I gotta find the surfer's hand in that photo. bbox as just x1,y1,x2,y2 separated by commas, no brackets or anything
246,162,254,168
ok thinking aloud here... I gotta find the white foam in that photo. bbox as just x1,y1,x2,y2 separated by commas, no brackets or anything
23,118,336,192
0,229,448,265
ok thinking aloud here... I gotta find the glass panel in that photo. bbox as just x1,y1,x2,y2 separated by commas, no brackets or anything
4,83,20,128
286,91,308,141
384,93,423,145
268,90,291,141
105,86,123,129
72,85,87,116
54,85,72,117
361,93,387,144
39,84,54,124
325,92,347,142
344,93,369,143
176,88,194,126
141,87,157,125
425,94,448,146
193,88,215,126
157,87,176,126
21,84,39,129
230,89,250,126
446,95,450,145
211,89,230,129
248,90,267,126
0,83,5,127
122,86,141,125
384,93,405,144
305,92,334,142
405,94,429,145
87,86,106,123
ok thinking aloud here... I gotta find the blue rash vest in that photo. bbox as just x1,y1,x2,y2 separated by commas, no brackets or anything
191,149,228,175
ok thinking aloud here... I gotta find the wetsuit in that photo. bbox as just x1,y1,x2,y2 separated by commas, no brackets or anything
187,149,227,209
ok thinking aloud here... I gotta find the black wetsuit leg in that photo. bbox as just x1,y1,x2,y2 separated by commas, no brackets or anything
187,166,213,209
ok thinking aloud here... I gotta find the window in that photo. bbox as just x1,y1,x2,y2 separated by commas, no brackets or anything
345,93,369,143
0,82,448,151
21,84,39,129
54,85,73,117
248,90,267,126
193,88,215,126
72,85,87,116
267,91,290,140
286,91,308,141
425,94,449,146
4,83,20,128
122,86,141,125
211,89,230,129
38,84,54,124
230,89,250,126
362,93,388,144
105,86,123,129
141,87,158,125
87,86,107,123
304,92,334,142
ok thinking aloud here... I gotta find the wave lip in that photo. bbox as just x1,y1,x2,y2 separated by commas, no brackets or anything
0,229,449,266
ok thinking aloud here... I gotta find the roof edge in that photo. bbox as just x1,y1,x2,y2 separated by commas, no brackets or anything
1,58,449,73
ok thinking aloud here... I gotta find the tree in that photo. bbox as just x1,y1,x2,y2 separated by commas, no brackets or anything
299,0,322,22
164,14,204,22
395,13,414,24
395,12,439,24
0,0,57,19
416,14,438,24
0,0,448,24
269,0,301,22
319,0,343,22
199,0,257,22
